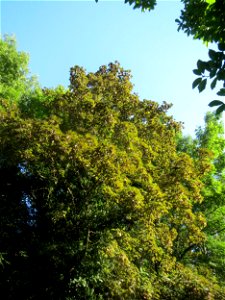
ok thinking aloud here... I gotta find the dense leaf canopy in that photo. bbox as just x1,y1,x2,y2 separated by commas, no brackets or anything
177,112,225,286
1,37,225,299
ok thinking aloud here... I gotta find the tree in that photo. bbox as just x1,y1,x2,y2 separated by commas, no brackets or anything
0,35,39,106
193,113,225,285
177,112,225,290
1,37,225,299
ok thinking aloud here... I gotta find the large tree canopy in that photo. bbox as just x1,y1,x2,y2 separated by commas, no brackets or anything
1,36,225,299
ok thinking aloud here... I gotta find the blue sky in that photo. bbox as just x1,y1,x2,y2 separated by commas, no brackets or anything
1,0,219,135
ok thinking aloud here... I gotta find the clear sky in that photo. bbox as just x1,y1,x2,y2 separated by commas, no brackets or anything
1,0,219,135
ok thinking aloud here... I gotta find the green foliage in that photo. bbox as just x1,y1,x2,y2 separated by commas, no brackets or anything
176,0,225,44
0,35,39,105
176,0,225,113
95,0,157,11
1,37,225,299
124,0,157,11
191,46,225,113
177,112,225,291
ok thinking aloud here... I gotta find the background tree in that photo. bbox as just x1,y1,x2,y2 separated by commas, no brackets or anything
0,35,39,106
177,112,225,290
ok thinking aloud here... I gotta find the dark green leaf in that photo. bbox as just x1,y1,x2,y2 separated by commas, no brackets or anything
217,70,225,81
204,62,211,72
216,104,225,115
198,78,207,92
197,60,205,72
209,49,217,60
208,100,224,107
218,43,225,51
217,88,225,96
210,78,217,89
193,69,202,76
209,68,217,78
192,78,202,89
